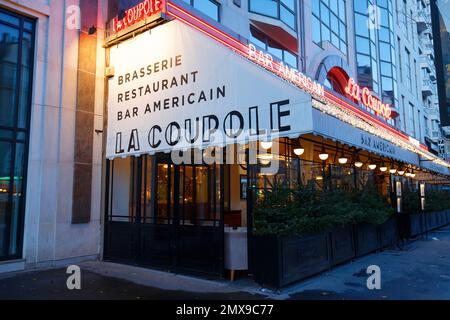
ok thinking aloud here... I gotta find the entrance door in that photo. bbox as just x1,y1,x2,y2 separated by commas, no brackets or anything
104,155,224,276
0,9,35,261
175,163,224,274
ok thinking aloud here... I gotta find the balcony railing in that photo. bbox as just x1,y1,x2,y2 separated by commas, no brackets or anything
422,79,436,97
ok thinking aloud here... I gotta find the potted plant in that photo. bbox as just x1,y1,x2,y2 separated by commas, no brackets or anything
402,187,422,237
351,186,395,256
252,184,395,288
425,190,450,230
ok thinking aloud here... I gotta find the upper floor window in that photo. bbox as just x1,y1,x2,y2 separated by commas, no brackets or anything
249,26,298,68
182,0,221,22
249,0,297,31
312,0,347,54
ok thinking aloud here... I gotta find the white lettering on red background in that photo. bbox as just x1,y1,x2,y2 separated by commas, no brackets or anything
345,77,392,120
113,0,163,33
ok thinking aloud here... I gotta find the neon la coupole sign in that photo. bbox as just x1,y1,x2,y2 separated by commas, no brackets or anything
112,0,164,33
345,78,392,120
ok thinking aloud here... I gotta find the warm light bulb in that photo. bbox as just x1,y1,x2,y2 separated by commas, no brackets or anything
339,157,348,164
258,154,273,165
390,168,397,174
380,165,388,172
398,169,405,176
368,164,377,170
410,172,416,178
294,148,305,156
319,153,329,161
355,161,364,168
405,172,412,177
260,141,273,150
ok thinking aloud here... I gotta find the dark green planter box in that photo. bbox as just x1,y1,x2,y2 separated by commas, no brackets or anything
252,233,331,288
409,213,424,237
427,211,448,230
427,212,436,231
438,211,445,228
378,218,398,248
330,225,355,266
355,223,379,257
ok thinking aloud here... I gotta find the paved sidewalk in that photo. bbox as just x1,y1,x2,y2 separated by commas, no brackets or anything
285,226,450,300
1,226,450,300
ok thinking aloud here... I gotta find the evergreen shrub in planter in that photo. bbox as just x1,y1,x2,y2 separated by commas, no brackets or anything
425,191,450,230
252,185,394,288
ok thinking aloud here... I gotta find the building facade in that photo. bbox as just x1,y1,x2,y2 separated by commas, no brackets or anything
430,0,450,161
0,0,106,272
1,0,450,276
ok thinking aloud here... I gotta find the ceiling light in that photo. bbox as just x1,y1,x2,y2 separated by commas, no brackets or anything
258,154,273,165
389,167,397,174
338,151,348,164
368,158,376,170
294,146,305,156
380,162,388,172
398,168,405,176
319,146,329,161
354,155,364,168
260,141,273,150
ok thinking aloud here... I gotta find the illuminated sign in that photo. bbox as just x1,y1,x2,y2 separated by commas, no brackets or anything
345,78,392,120
247,44,325,98
112,0,164,33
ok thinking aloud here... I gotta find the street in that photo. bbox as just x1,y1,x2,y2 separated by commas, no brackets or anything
1,226,450,300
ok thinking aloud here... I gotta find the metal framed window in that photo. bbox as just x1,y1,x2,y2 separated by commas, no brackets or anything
181,0,221,22
353,0,398,127
248,0,297,31
0,7,35,261
312,0,347,54
249,25,298,69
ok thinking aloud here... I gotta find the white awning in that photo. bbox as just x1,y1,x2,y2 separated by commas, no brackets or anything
105,19,450,178
107,20,313,159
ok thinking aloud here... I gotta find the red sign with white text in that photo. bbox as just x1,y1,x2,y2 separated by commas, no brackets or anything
112,0,164,33
345,78,392,120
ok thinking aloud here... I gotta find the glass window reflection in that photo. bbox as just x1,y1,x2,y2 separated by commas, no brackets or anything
0,7,34,261
250,26,298,69
312,0,348,54
249,0,297,31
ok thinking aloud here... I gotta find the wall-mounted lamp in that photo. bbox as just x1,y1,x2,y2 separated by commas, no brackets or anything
88,25,97,35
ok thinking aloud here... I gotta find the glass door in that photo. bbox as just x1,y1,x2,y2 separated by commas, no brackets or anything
0,8,34,261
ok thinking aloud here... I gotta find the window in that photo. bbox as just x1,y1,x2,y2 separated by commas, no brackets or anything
397,37,402,82
249,26,298,68
409,103,416,137
249,0,297,31
418,109,422,141
0,8,34,261
182,0,220,21
405,48,412,91
401,95,407,132
312,0,347,54
354,0,397,101
414,58,418,96
402,0,408,39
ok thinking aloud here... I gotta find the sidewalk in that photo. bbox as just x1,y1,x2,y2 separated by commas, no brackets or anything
1,226,450,300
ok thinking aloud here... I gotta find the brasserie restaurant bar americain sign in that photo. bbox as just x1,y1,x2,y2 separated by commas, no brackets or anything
106,20,314,159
